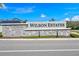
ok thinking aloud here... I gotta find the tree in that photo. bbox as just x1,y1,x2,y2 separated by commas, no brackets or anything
25,19,28,22
0,3,6,9
12,18,21,21
49,18,55,21
18,19,28,23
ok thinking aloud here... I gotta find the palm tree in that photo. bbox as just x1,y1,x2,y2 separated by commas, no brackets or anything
0,3,4,8
25,19,28,22
11,18,22,23
0,3,6,9
49,18,55,21
20,19,28,23
22,19,28,23
12,18,20,21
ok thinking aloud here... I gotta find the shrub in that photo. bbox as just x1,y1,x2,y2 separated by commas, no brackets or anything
70,33,79,38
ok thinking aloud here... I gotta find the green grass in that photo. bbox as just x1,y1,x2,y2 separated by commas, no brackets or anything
20,36,56,38
70,30,79,38
0,32,2,37
70,33,79,38
17,35,71,38
57,36,71,38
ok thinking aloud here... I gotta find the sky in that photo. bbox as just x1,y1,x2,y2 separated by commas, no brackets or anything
0,3,79,21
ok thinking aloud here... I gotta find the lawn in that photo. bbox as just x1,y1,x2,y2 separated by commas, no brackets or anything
70,30,79,38
0,32,2,37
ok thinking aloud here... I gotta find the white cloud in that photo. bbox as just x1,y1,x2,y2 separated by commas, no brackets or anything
64,13,69,15
65,7,78,10
64,18,70,21
40,14,47,18
71,15,79,21
13,7,35,14
0,3,7,9
64,15,79,21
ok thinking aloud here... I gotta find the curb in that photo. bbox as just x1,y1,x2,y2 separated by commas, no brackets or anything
0,38,79,40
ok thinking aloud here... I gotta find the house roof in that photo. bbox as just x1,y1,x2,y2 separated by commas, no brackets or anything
0,18,26,23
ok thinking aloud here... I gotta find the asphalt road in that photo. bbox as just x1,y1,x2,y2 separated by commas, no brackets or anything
0,40,79,56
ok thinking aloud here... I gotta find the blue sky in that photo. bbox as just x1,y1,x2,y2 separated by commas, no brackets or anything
0,3,79,21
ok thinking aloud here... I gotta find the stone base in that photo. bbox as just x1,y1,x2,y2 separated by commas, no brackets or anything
2,29,70,37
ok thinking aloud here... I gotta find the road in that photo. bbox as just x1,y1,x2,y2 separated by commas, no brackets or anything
0,39,79,56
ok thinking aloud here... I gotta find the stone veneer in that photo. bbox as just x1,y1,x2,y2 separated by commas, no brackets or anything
1,22,71,37
2,26,70,37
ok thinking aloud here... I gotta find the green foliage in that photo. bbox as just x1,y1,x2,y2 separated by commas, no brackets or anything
20,36,56,38
66,21,79,30
70,33,79,38
49,18,55,21
0,32,2,37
